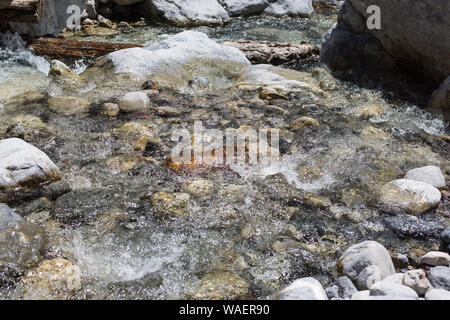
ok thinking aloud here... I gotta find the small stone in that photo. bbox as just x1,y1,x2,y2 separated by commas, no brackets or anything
325,285,339,299
98,15,113,29
150,192,190,216
427,266,450,291
425,288,450,300
43,180,71,201
47,96,91,115
21,257,81,300
440,227,450,245
421,251,450,266
259,89,288,101
335,276,358,299
402,269,432,296
379,179,442,215
275,277,328,300
181,179,214,198
119,92,151,113
404,166,446,189
390,252,409,269
289,116,319,130
192,272,249,300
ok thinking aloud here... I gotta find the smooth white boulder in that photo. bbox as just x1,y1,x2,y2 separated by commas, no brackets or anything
0,138,60,190
421,251,450,267
425,289,450,300
142,0,230,26
104,31,250,78
264,0,314,17
404,166,446,189
219,0,269,16
276,277,328,300
379,179,442,215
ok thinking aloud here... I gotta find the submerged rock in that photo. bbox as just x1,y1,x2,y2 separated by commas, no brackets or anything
192,272,249,300
119,92,151,113
0,203,22,231
275,277,328,300
150,192,190,217
404,166,446,189
0,138,61,196
337,241,395,288
20,258,81,300
378,179,441,215
47,96,91,115
0,219,47,280
181,179,215,199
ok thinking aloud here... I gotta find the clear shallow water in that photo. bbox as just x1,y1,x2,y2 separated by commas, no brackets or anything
0,11,449,300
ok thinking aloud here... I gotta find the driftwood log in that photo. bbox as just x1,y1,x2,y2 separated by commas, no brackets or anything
26,37,143,62
223,40,320,65
0,0,43,23
24,36,319,67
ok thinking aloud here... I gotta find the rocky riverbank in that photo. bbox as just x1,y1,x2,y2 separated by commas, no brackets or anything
0,0,449,300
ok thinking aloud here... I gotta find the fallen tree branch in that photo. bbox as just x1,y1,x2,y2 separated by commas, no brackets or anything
223,40,320,65
26,37,143,62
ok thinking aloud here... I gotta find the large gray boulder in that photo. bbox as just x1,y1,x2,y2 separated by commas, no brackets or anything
321,0,450,84
338,241,395,289
320,1,450,119
9,0,89,36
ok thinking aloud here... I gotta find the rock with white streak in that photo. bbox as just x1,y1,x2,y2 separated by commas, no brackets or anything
404,166,446,189
379,179,441,215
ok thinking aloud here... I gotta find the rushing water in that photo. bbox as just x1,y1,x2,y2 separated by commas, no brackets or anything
0,10,449,300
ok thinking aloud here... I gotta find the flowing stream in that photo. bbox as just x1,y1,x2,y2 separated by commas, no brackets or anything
0,9,448,300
